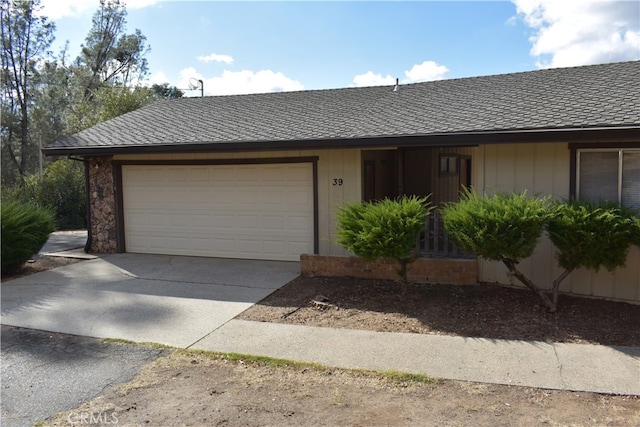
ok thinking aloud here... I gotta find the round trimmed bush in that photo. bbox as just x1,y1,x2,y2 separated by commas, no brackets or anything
547,201,639,273
441,190,551,262
336,195,432,280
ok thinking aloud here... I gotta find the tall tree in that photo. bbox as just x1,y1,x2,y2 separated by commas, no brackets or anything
1,0,54,183
31,44,75,165
75,0,149,98
60,0,150,133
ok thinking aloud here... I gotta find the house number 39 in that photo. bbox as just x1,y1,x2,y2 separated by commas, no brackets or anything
332,178,344,186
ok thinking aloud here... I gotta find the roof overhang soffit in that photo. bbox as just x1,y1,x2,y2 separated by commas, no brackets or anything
42,126,640,157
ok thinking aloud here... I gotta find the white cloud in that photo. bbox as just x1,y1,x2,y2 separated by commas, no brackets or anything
512,0,640,68
404,61,449,82
197,53,234,64
39,0,94,19
146,70,170,85
177,66,304,96
352,61,449,87
40,0,157,20
352,71,396,87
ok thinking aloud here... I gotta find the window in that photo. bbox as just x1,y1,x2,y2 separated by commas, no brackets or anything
577,149,640,211
439,154,458,175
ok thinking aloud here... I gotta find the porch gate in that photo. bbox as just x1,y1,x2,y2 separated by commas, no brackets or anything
415,210,473,258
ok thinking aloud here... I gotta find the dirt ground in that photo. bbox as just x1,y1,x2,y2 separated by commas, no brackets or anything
45,350,639,427
7,257,640,426
239,276,640,347
1,255,83,281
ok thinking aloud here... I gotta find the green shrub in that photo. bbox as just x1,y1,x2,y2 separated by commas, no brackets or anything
441,189,551,261
547,201,640,305
548,201,638,272
441,190,555,310
336,195,432,280
1,201,55,275
2,158,85,230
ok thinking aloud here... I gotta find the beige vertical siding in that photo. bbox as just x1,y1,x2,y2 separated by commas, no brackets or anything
322,149,361,255
476,142,640,303
114,149,361,257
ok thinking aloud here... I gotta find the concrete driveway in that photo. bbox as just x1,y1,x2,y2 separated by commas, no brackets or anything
1,254,300,347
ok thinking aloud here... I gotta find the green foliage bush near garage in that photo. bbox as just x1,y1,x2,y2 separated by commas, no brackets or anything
2,158,86,230
1,201,55,274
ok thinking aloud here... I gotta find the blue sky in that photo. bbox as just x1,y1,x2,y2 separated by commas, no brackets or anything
41,1,640,97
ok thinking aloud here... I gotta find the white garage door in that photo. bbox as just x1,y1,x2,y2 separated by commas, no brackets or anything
122,163,314,261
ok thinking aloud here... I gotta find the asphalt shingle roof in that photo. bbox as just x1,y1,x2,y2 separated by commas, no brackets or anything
44,61,640,154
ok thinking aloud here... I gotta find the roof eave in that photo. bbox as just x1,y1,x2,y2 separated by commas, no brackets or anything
42,126,640,157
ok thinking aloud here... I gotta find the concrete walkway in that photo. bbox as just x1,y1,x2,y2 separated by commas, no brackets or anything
194,319,640,395
39,230,92,259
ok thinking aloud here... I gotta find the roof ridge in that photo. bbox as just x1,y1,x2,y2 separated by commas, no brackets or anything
173,60,640,101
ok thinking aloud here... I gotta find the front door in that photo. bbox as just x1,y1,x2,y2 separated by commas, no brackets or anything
459,155,472,190
362,150,398,202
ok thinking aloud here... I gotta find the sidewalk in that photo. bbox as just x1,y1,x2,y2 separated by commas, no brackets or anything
39,230,95,259
193,319,640,396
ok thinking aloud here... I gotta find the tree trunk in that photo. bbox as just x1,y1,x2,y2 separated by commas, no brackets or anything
19,101,29,177
501,258,557,312
396,258,408,282
552,268,573,307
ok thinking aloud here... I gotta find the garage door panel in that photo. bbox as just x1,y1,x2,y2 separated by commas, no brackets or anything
189,214,214,228
263,215,285,229
123,163,314,261
260,189,285,204
237,239,267,255
288,215,313,230
288,241,314,255
183,189,210,204
212,189,238,206
129,234,166,251
291,189,310,200
126,213,168,227
166,168,188,182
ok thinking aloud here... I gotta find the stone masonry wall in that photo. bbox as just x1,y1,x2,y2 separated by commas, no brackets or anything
87,156,117,253
300,254,478,285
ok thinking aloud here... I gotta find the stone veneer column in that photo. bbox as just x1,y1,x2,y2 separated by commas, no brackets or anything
87,156,118,253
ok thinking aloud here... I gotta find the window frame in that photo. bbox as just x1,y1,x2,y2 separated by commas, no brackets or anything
439,154,458,176
575,147,640,206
